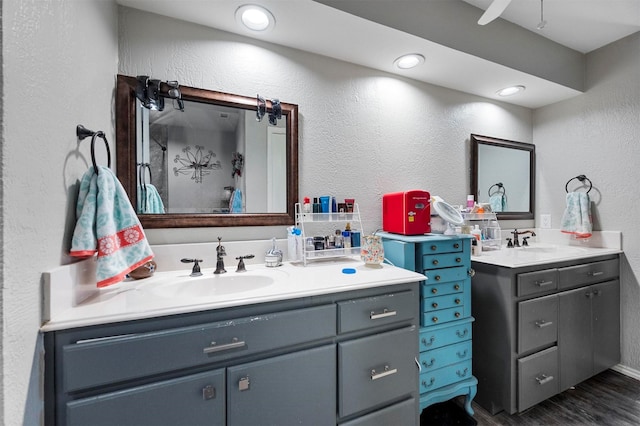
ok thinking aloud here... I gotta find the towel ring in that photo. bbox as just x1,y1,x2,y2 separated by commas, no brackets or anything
565,174,592,194
488,182,506,197
77,125,111,174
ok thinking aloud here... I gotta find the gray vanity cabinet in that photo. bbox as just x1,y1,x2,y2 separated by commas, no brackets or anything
471,255,620,415
45,282,419,426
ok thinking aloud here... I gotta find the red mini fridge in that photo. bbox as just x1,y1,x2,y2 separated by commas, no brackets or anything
382,190,431,235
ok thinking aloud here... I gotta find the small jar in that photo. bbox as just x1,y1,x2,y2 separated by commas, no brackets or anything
361,235,384,268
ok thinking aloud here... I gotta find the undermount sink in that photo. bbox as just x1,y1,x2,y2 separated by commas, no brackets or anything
145,271,282,299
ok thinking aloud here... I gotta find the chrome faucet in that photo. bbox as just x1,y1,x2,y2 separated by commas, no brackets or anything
214,237,227,274
181,258,203,276
509,229,537,248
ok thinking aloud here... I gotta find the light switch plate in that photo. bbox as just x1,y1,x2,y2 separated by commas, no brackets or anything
540,214,551,229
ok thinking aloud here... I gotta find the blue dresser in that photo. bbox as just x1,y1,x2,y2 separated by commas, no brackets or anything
379,232,477,416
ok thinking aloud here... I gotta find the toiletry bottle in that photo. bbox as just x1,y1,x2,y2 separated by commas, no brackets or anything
351,229,361,248
313,197,321,214
334,229,344,250
320,196,330,213
466,195,475,212
471,225,483,252
471,238,480,256
287,227,299,261
331,196,337,213
342,230,352,249
303,197,312,221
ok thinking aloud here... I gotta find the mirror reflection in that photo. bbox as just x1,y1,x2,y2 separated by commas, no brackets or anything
471,134,535,220
116,74,299,228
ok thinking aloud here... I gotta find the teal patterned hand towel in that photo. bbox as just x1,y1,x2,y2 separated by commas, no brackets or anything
70,166,154,287
560,192,592,239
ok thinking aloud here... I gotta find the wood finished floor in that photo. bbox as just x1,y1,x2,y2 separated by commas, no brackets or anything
463,370,640,425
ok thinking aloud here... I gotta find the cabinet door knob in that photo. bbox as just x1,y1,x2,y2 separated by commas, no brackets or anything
430,245,437,251
455,298,461,304
238,376,250,391
454,284,460,290
202,385,216,400
455,312,461,318
432,259,439,265
431,288,438,294
454,243,460,249
435,275,441,281
432,302,438,308
456,257,462,263
431,316,439,323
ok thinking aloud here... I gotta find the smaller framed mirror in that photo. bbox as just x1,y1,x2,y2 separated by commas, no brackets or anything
471,134,535,220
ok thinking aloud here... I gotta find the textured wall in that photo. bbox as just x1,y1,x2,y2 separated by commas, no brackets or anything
1,1,118,424
534,32,640,371
119,7,533,244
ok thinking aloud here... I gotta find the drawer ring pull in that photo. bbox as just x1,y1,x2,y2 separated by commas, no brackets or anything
535,280,554,287
456,349,468,358
422,358,435,368
536,374,554,385
422,377,436,388
535,320,553,328
203,337,246,354
456,329,468,338
370,309,397,320
371,365,397,381
456,368,469,378
422,336,435,347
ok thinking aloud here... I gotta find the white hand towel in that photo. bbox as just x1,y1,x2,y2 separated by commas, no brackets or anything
561,192,592,239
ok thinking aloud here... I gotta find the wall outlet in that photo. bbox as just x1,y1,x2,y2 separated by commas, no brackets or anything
540,214,552,229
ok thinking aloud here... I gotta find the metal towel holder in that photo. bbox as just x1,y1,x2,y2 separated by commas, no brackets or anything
76,124,111,174
565,174,592,193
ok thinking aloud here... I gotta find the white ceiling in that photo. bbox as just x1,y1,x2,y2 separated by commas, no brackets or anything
117,0,640,109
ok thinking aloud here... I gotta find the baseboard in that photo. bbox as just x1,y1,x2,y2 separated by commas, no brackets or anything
611,364,640,381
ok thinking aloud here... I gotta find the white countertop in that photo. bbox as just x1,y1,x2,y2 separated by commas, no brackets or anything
41,257,425,332
470,229,622,268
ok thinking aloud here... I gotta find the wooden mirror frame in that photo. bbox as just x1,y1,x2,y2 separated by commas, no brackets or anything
116,74,299,228
471,134,535,220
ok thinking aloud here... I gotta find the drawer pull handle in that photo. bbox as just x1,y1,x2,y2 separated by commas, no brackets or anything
202,385,216,400
535,280,554,287
422,377,436,388
422,336,435,347
468,268,475,277
203,338,246,354
422,358,435,368
536,374,554,385
454,312,461,318
370,309,397,320
432,302,438,308
432,259,439,265
454,284,460,291
431,288,438,294
588,271,604,277
432,316,439,323
371,365,397,381
435,275,442,281
455,298,461,305
535,320,553,328
456,257,462,263
457,349,468,358
456,329,468,338
431,245,437,251
456,368,469,378
454,243,460,249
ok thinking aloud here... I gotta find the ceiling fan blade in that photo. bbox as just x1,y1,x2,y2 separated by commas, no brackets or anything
477,0,512,25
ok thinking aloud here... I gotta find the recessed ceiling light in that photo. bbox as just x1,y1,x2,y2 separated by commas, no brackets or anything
497,85,526,96
235,5,275,32
393,54,425,70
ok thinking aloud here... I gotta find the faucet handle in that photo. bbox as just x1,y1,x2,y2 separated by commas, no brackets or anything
181,258,203,276
235,255,255,272
506,238,514,248
522,237,530,246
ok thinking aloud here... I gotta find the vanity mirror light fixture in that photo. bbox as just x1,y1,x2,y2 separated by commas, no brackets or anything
471,134,535,220
116,74,299,228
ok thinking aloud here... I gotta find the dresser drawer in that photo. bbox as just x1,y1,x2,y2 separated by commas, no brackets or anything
62,304,336,393
422,306,469,325
339,326,418,418
422,267,469,285
558,258,619,290
340,398,416,426
518,346,559,412
422,293,464,312
518,294,558,353
338,290,416,334
421,253,466,270
422,279,465,298
419,341,472,372
419,359,472,393
419,318,473,351
517,268,558,297
417,240,464,255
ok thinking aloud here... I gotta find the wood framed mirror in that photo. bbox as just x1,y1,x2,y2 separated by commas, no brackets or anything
471,134,535,220
116,74,298,228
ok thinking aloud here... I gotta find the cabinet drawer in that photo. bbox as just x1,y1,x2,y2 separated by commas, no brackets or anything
419,341,472,372
518,294,558,353
517,268,558,297
419,318,473,351
62,304,336,393
339,326,418,418
419,359,472,393
422,253,466,270
422,279,465,298
422,267,469,285
518,346,559,412
338,290,416,334
558,258,619,290
418,240,464,255
66,369,224,426
422,306,468,325
421,293,464,312
341,398,416,426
